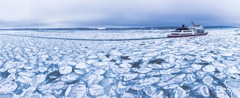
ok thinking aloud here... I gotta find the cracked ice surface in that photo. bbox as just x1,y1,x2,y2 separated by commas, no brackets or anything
0,28,240,97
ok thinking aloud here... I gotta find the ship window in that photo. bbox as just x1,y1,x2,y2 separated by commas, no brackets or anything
175,30,181,32
197,29,204,33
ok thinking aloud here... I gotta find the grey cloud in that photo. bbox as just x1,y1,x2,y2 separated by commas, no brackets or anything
0,0,240,27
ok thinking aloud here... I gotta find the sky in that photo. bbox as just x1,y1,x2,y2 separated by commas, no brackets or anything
0,0,240,28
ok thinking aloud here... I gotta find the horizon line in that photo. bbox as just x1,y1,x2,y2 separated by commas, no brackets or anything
0,25,238,30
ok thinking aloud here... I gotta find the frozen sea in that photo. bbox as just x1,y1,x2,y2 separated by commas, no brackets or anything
0,28,240,98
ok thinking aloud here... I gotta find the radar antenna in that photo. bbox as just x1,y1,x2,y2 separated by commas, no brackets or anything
191,21,195,26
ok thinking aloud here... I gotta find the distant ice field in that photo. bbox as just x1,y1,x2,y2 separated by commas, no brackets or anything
0,28,240,98
0,30,168,40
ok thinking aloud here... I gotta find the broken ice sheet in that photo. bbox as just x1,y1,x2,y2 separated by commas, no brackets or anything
0,28,240,97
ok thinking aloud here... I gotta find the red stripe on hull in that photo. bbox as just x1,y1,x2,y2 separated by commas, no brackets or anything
167,33,208,38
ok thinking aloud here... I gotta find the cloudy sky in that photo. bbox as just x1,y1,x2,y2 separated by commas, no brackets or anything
0,0,240,28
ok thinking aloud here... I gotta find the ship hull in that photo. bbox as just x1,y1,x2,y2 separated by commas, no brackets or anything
167,33,208,38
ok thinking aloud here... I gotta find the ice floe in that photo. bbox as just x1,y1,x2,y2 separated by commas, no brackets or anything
224,79,240,89
191,64,202,70
197,85,210,97
215,86,230,98
202,65,215,72
123,73,138,81
65,82,87,97
75,62,88,69
173,86,187,98
122,92,135,98
138,67,152,74
203,76,213,86
0,81,17,93
59,66,72,75
141,77,160,86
